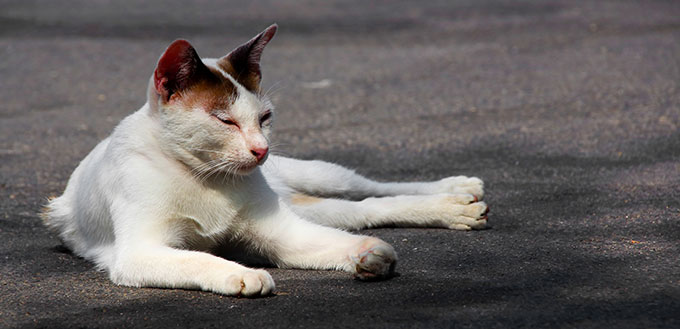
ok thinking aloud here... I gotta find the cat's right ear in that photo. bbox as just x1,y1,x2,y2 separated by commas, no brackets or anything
217,24,277,93
154,40,209,102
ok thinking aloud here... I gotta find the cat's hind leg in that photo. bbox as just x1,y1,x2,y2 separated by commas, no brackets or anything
288,193,489,231
263,155,484,200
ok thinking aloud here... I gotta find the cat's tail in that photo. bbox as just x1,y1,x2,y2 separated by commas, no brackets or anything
41,195,117,270
40,195,78,252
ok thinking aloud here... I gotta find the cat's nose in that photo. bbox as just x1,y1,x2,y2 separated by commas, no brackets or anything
250,146,269,162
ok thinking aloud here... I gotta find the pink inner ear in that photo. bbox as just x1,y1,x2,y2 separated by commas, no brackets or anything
154,39,201,100
154,74,168,96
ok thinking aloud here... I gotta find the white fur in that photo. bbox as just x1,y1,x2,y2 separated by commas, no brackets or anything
44,49,487,297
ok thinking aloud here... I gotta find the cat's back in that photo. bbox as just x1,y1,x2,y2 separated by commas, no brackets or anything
49,108,152,207
41,133,114,259
42,108,154,259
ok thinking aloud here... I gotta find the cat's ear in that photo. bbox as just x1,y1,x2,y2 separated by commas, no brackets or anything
218,24,277,92
154,39,211,102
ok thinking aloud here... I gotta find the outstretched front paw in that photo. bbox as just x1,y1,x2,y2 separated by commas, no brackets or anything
221,269,275,297
351,238,397,281
435,176,484,200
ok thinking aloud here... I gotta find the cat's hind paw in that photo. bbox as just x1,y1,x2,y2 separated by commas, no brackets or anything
435,176,485,200
351,239,397,281
445,200,489,231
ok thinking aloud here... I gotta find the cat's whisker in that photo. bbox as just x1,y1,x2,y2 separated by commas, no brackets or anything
267,141,291,157
193,159,229,183
268,140,289,149
262,80,285,100
221,163,237,185
205,160,230,183
190,159,222,177
191,158,221,171
269,149,292,158
190,164,216,181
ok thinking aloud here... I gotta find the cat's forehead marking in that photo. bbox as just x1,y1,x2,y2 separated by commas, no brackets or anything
174,58,265,117
207,61,249,95
176,65,238,112
209,61,266,113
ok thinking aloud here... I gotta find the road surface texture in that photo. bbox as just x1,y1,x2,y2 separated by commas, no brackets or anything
1,0,679,328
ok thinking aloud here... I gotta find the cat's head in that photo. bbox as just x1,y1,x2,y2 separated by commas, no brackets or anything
148,24,277,176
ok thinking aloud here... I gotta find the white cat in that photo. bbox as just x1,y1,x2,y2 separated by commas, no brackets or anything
43,24,489,297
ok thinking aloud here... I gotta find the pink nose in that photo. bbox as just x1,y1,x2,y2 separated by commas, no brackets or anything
250,146,269,162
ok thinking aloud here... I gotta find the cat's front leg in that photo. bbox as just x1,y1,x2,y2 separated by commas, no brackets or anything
109,244,275,297
350,236,398,280
250,205,397,280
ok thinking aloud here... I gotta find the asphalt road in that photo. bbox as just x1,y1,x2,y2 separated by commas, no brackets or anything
1,0,679,328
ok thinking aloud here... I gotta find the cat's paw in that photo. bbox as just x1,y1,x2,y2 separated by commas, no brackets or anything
440,197,489,231
221,269,275,297
443,193,480,205
434,176,484,200
351,238,397,281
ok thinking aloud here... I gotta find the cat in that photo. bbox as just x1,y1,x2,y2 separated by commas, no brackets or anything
42,24,489,297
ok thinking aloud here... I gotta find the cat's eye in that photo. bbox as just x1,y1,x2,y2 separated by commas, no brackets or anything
214,115,238,127
260,111,272,126
220,118,237,126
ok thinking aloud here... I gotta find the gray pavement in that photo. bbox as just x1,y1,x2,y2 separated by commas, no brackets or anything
1,0,679,328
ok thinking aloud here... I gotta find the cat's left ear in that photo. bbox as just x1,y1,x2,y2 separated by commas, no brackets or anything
218,24,277,92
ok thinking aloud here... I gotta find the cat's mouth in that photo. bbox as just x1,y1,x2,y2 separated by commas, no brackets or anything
233,154,268,174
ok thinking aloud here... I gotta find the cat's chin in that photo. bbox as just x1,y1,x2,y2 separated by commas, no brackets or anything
231,163,260,176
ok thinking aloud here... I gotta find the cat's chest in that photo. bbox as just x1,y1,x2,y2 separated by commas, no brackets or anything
166,171,272,240
170,183,245,238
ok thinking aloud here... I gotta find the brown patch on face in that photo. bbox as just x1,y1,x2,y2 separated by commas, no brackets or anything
290,193,324,206
172,66,238,112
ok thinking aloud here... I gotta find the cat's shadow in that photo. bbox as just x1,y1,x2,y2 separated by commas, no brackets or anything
212,240,278,268
52,244,73,254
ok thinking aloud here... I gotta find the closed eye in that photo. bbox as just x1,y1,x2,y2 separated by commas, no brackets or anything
212,114,239,127
220,118,237,126
260,111,272,125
